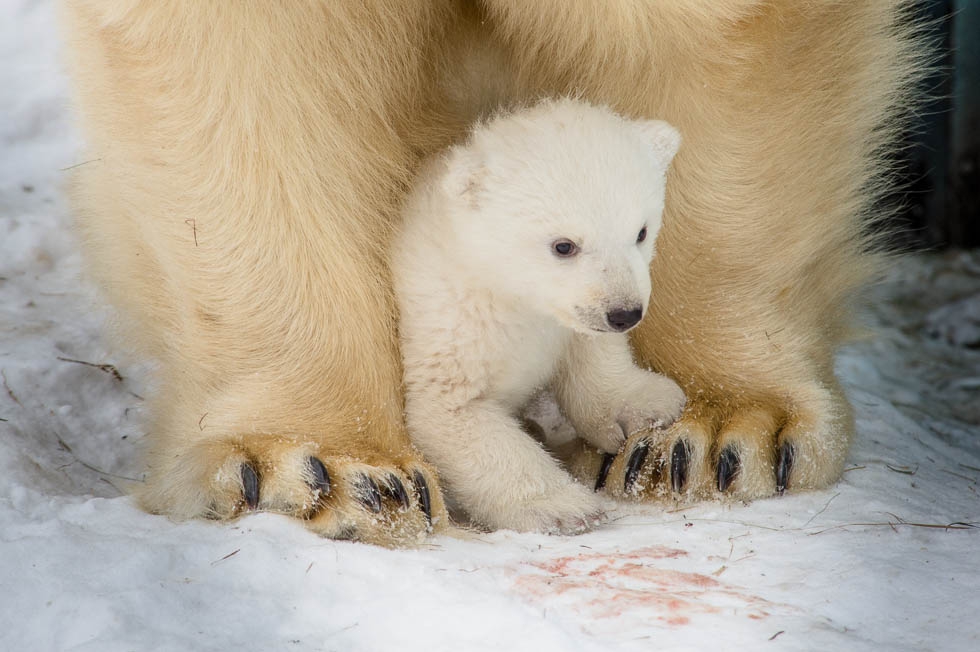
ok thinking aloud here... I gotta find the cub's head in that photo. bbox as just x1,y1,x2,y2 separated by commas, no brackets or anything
439,99,680,334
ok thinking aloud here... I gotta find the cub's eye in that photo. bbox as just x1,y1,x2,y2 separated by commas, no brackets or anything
636,226,648,244
552,239,578,257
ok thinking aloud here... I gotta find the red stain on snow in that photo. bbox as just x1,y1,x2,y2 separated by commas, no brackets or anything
514,545,773,626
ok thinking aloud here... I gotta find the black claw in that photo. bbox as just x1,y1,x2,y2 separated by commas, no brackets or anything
776,442,795,495
353,474,382,513
412,470,432,523
623,440,650,494
717,446,740,492
594,453,616,492
671,439,689,493
241,462,260,510
382,474,410,510
305,457,331,497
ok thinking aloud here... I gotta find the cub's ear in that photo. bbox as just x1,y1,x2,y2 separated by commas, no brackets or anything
635,120,682,165
441,146,486,207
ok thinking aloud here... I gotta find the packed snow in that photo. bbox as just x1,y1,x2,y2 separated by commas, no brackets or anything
1,2,977,650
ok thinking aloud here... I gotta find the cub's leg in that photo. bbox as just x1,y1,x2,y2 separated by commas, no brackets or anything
60,0,454,544
407,398,603,534
483,0,918,501
554,334,685,454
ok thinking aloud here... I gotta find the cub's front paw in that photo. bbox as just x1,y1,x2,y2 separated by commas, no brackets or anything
484,480,605,535
617,371,687,434
578,372,687,453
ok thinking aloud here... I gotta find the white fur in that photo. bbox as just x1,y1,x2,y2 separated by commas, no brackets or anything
393,99,686,533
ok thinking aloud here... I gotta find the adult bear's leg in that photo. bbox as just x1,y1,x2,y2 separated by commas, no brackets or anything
60,0,455,544
484,0,921,500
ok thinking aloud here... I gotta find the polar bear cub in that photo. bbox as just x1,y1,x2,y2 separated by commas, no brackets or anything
393,99,686,534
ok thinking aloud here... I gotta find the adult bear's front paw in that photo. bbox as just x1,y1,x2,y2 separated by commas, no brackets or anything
565,379,851,501
137,434,448,547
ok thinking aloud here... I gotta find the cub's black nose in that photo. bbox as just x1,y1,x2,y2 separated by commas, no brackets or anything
606,307,643,332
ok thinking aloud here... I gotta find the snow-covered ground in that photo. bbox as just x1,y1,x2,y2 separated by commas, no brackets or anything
2,2,978,650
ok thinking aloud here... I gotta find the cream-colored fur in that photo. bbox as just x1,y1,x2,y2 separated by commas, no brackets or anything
395,100,685,533
59,0,922,543
58,0,458,545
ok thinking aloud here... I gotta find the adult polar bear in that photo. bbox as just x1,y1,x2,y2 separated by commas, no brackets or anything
60,1,920,545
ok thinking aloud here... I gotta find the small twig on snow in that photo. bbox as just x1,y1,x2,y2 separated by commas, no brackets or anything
2,369,21,406
807,519,978,535
56,357,124,382
56,435,143,483
803,492,840,528
942,469,978,483
885,463,918,475
211,549,241,566
59,158,103,171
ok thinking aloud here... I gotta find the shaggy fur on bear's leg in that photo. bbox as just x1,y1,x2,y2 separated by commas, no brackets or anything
482,0,922,500
59,0,454,545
